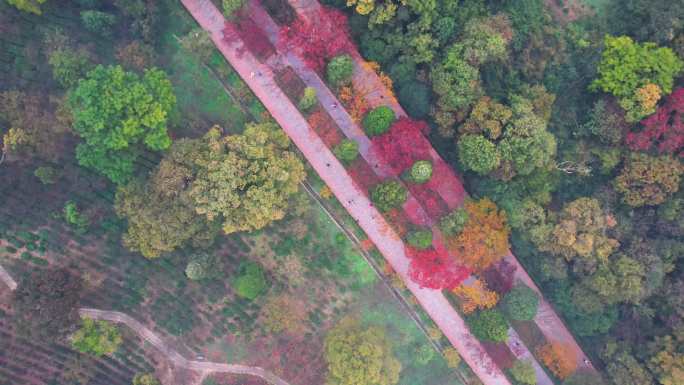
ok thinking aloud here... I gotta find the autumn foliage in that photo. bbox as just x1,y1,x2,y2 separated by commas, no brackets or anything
372,117,431,175
224,15,275,61
452,279,499,314
279,7,354,72
627,87,684,155
537,341,578,380
406,246,470,290
339,85,370,124
446,198,510,272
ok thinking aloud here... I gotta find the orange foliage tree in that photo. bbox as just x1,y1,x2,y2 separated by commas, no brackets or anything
361,61,397,104
452,278,499,314
536,341,578,380
339,85,370,123
446,198,510,272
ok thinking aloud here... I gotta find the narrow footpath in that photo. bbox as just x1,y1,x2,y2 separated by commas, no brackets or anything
180,0,510,384
79,308,290,385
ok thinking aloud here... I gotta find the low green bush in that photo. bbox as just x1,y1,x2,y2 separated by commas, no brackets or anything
326,54,354,87
333,139,359,163
370,180,407,212
299,87,317,112
406,160,433,183
502,284,540,321
468,309,509,342
233,262,267,300
363,106,395,136
406,230,433,249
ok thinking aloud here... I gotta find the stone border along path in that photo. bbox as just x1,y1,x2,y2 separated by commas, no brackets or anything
247,4,553,384
181,0,511,384
0,266,289,385
286,0,596,373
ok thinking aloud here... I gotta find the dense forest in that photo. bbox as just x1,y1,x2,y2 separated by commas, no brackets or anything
1,0,683,385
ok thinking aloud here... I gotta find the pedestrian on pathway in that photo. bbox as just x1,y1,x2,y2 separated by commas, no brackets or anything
250,71,255,78
332,102,337,109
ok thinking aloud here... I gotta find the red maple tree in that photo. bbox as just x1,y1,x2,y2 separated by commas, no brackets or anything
626,87,684,155
224,14,276,62
279,6,354,72
372,117,432,176
406,246,470,290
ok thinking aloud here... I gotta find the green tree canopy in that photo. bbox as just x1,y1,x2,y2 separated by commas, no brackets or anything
591,35,683,121
7,0,47,14
333,139,359,163
222,0,246,18
324,318,401,385
184,253,221,281
370,180,408,212
233,262,268,300
439,208,469,236
468,308,509,342
406,229,433,249
407,160,433,183
299,86,318,112
510,360,537,385
71,317,122,357
535,197,619,266
363,106,396,136
115,138,220,259
188,123,305,234
48,47,93,89
457,89,557,179
68,65,175,184
614,153,683,207
502,283,540,321
591,35,683,99
132,373,161,385
327,54,355,88
458,134,500,174
80,10,117,36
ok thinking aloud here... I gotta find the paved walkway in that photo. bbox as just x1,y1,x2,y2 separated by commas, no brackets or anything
286,0,595,374
181,0,510,384
80,308,290,385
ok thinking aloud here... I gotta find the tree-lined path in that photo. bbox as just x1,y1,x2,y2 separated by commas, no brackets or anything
180,0,511,384
246,4,553,384
284,0,596,374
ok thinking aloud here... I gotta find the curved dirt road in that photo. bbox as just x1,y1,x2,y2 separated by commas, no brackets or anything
79,308,290,385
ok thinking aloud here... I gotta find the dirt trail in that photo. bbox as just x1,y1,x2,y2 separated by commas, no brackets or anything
0,266,288,385
79,308,290,385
